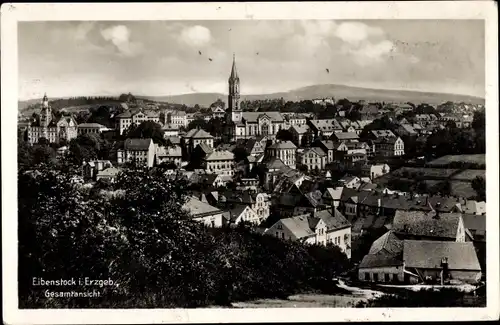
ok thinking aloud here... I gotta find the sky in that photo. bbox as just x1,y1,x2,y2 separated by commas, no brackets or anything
18,20,485,100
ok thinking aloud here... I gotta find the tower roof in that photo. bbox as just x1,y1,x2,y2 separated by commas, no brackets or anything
229,53,239,81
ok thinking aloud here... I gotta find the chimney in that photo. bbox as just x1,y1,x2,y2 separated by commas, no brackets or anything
434,202,441,219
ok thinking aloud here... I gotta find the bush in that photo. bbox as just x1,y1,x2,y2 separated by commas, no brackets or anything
19,166,350,308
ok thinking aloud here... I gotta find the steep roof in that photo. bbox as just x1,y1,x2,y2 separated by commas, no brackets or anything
359,251,404,269
264,156,287,170
228,205,248,222
331,132,359,141
241,111,284,123
77,123,107,128
183,196,221,217
280,215,316,238
205,150,234,161
303,147,326,157
403,240,481,271
309,119,343,131
462,213,486,235
97,167,121,177
368,230,404,255
314,208,351,231
392,211,461,239
268,140,297,150
290,124,309,134
371,130,396,138
229,53,239,80
124,138,153,151
186,129,213,139
198,142,214,155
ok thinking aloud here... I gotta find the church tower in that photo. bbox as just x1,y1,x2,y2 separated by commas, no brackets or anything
228,53,241,123
39,93,52,139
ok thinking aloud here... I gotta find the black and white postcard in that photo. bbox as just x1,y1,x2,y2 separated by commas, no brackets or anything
2,2,499,323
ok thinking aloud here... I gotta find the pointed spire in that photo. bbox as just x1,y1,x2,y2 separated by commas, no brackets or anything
229,53,239,80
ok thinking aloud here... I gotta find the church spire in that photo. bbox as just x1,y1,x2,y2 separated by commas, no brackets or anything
229,53,239,81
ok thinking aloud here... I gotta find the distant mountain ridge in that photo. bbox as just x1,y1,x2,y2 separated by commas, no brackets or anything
136,84,485,107
19,84,484,111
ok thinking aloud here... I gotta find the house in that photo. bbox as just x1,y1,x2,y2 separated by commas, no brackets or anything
77,123,110,135
156,145,183,167
228,205,261,226
403,240,482,284
289,125,309,147
82,160,113,181
373,136,405,157
211,105,226,119
300,147,327,171
361,163,390,180
117,138,156,167
330,132,359,142
265,208,352,257
397,124,417,137
169,110,188,128
367,129,397,140
202,149,235,176
315,140,336,163
162,124,180,137
182,128,214,158
323,187,344,208
27,95,78,144
115,109,152,135
358,231,481,284
339,175,362,189
265,140,297,169
392,210,466,242
182,196,227,227
96,166,121,183
308,119,343,138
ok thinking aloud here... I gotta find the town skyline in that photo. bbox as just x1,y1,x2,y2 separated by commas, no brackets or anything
19,20,485,101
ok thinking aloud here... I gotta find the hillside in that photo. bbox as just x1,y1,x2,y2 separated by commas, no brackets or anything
137,84,485,107
20,84,484,112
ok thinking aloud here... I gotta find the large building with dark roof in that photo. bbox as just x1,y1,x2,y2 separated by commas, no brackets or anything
27,94,78,144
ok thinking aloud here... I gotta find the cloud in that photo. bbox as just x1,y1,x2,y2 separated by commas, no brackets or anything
75,22,95,41
179,25,212,47
101,25,143,57
335,22,384,44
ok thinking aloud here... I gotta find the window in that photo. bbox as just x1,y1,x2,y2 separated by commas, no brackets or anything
385,273,391,282
281,233,285,239
364,273,370,281
373,273,379,282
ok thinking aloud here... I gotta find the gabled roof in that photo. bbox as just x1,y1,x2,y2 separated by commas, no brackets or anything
241,111,284,123
314,208,351,231
324,187,344,201
198,142,214,155
303,147,326,157
370,130,396,138
228,205,249,222
77,123,108,128
183,196,221,217
403,240,481,271
392,211,462,239
331,132,359,141
205,150,234,161
279,215,316,238
264,156,287,170
268,140,297,150
462,213,486,234
97,167,121,177
290,124,309,134
124,138,153,151
185,128,213,139
368,230,404,255
359,251,404,269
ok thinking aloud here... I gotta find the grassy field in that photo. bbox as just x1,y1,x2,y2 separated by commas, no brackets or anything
392,167,459,179
428,154,485,166
450,169,486,181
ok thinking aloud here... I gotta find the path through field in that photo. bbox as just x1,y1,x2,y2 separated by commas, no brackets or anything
230,280,385,308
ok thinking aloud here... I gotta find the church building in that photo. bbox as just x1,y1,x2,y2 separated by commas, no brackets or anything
27,93,78,145
225,55,286,141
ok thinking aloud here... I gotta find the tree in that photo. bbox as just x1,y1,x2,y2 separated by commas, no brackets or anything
126,121,167,146
472,111,485,130
276,129,294,142
471,176,486,201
